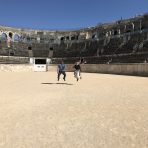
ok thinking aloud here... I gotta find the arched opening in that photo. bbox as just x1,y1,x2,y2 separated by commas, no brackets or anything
71,36,75,40
114,30,118,35
66,36,69,40
49,47,53,51
61,37,64,41
28,46,32,50
1,33,7,40
13,34,20,42
141,25,145,31
26,37,31,43
126,30,131,33
76,35,79,40
9,51,15,56
28,46,33,57
49,47,53,58
9,32,13,39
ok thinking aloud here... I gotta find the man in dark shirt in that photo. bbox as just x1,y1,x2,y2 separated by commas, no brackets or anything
57,60,66,81
74,62,81,81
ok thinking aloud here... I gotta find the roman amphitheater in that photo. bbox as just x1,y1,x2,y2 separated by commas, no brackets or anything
0,13,148,148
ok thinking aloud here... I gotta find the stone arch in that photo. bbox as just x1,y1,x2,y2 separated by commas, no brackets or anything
61,37,64,41
0,31,3,36
28,46,32,50
1,32,7,40
13,33,20,42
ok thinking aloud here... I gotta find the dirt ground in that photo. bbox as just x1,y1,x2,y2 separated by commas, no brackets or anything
0,72,148,148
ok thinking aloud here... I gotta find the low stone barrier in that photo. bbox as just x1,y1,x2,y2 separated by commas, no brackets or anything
48,64,148,76
0,64,33,72
0,63,148,76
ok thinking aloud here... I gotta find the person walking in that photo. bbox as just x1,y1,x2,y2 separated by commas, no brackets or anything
57,60,66,81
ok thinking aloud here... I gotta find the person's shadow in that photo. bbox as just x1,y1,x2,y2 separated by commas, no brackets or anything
41,82,73,85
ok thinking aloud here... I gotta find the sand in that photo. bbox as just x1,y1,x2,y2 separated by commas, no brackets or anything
0,72,148,148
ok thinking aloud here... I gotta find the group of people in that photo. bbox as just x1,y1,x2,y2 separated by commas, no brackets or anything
57,60,81,82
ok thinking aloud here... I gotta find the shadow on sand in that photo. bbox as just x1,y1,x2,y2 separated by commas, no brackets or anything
41,82,73,85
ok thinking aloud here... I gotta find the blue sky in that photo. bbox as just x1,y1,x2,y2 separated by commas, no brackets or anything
0,0,148,30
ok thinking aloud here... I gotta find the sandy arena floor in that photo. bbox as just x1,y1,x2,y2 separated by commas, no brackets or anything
0,72,148,148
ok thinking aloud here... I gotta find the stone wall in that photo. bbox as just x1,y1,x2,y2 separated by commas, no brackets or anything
0,63,148,76
0,64,33,72
48,64,148,76
0,14,148,60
